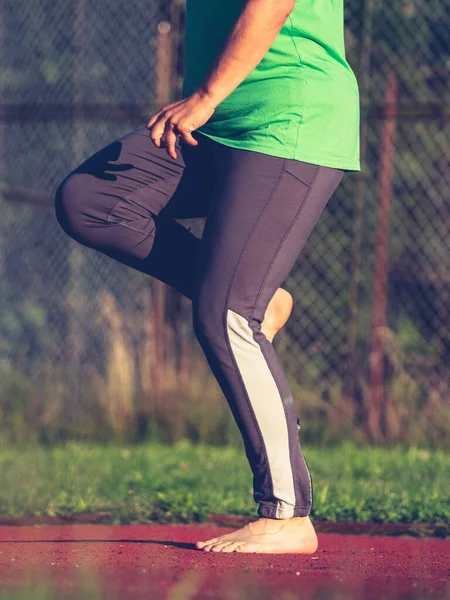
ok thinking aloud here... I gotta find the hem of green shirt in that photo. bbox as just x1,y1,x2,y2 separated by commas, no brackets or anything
195,131,361,172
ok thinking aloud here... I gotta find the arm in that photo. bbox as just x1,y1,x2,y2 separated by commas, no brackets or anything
197,0,296,107
147,0,296,159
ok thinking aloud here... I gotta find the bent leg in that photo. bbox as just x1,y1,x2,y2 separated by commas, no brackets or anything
192,143,344,518
54,127,215,299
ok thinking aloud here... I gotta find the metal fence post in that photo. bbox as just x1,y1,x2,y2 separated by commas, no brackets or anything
345,0,375,433
65,0,87,404
369,70,398,441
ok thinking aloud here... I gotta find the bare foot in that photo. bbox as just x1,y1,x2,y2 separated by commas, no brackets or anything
261,288,293,343
195,516,318,554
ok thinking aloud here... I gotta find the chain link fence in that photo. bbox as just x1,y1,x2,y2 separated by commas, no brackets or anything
1,0,449,448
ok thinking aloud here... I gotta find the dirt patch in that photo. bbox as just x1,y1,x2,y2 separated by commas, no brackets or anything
1,524,449,599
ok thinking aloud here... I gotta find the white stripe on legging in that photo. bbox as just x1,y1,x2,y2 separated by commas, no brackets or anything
226,308,296,518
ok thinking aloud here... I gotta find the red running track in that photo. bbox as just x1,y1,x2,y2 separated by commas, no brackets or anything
0,524,449,599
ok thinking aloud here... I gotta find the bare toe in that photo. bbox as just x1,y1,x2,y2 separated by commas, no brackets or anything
211,541,233,553
219,542,244,553
234,542,259,553
196,537,219,549
200,540,225,552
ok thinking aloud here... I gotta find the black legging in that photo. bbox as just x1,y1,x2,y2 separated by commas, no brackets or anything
54,126,344,519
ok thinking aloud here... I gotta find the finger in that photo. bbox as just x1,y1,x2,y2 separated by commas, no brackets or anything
146,111,163,129
164,122,178,160
149,114,168,148
180,130,199,147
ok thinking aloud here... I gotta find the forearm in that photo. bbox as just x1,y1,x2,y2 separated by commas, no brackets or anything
195,0,295,108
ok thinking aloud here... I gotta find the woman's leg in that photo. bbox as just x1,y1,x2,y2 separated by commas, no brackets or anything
54,126,215,299
55,126,293,333
54,125,343,552
190,136,344,552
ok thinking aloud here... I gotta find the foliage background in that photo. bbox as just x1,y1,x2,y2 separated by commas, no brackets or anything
0,0,449,448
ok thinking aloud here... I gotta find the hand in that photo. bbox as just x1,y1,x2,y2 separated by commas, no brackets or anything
146,90,217,160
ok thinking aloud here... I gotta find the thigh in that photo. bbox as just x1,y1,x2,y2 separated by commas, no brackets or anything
193,145,344,323
67,125,216,222
162,131,218,219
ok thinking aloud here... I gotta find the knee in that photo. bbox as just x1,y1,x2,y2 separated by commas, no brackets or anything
54,172,89,241
192,290,226,346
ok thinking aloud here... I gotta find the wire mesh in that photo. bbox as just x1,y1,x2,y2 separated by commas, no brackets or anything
1,0,449,446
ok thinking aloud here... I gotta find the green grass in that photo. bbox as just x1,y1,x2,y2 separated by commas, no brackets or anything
0,441,448,525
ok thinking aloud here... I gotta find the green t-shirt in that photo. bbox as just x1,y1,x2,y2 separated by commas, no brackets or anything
183,0,360,171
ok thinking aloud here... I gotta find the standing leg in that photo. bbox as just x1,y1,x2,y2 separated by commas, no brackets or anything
190,138,344,552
